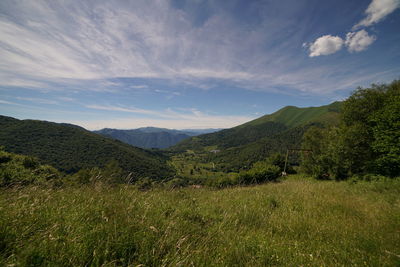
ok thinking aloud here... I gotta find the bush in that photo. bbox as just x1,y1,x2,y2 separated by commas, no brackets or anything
135,177,154,191
165,177,188,189
0,148,63,187
69,168,102,185
205,176,235,188
237,165,280,185
22,156,39,169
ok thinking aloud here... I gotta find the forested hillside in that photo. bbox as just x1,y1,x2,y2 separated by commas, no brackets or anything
0,116,174,179
94,128,192,149
170,102,341,171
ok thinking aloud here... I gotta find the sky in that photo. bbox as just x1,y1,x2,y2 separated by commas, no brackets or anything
0,0,399,130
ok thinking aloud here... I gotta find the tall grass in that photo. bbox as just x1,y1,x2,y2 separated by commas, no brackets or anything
1,177,399,266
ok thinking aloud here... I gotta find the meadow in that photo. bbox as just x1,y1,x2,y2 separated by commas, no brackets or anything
1,176,399,266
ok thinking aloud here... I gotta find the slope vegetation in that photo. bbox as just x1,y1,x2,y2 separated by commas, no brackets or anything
94,128,192,149
170,102,341,171
0,116,173,179
242,101,341,128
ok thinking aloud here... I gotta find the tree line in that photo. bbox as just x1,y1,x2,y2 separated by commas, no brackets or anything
301,80,400,179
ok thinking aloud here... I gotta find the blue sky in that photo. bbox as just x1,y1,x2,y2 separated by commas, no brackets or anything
0,0,399,130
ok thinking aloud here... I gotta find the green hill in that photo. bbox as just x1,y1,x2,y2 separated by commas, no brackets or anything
170,102,341,171
241,101,341,128
172,102,341,152
0,116,174,179
94,128,192,149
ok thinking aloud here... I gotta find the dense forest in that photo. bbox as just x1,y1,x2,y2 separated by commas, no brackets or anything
94,128,192,149
0,116,174,180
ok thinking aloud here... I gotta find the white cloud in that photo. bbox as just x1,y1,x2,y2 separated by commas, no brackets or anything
353,0,400,29
345,30,376,52
0,0,357,95
309,35,344,57
130,85,148,89
15,97,59,105
0,1,261,85
85,104,163,117
0,99,16,105
57,97,75,102
306,0,398,58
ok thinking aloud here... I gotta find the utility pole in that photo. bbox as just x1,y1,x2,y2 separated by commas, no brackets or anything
282,148,312,176
283,149,289,175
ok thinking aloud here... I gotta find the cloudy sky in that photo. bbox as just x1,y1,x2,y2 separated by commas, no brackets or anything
1,0,399,130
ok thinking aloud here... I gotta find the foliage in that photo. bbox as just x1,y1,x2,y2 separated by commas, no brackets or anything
212,124,313,172
1,178,399,266
0,148,62,187
0,116,174,180
68,160,128,185
171,102,341,153
164,177,189,189
237,164,280,185
169,102,341,174
95,128,191,149
301,80,400,179
370,90,400,176
172,121,288,151
135,177,155,191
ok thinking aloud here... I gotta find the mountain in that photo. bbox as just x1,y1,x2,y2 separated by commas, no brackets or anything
181,128,223,135
0,116,174,179
239,101,341,128
94,127,222,149
170,102,342,171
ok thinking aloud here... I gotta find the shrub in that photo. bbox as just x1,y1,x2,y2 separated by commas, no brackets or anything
135,177,154,191
206,176,234,188
22,156,39,169
0,149,62,187
165,177,188,189
237,165,280,185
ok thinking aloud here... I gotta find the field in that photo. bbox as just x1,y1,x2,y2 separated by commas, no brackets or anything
1,176,399,266
169,150,237,182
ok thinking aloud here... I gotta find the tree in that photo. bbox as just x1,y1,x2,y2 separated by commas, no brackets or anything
370,85,400,176
301,80,400,179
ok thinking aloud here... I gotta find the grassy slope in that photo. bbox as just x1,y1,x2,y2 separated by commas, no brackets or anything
242,101,341,128
0,116,173,179
1,177,399,266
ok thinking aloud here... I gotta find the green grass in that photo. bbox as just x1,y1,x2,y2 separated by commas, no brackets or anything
169,152,235,181
1,177,399,266
243,101,341,128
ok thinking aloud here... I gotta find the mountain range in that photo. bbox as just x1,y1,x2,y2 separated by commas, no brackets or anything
94,127,222,149
169,101,341,171
0,101,341,178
